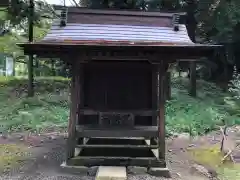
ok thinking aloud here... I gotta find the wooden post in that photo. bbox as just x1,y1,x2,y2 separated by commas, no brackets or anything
158,62,166,165
77,63,84,145
66,62,79,161
27,0,34,97
189,61,196,97
151,65,158,145
165,72,171,100
152,65,158,126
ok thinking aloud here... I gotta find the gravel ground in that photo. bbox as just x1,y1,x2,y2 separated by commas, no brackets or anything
0,134,208,180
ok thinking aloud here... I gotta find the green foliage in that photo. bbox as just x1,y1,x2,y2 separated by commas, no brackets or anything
79,0,163,10
229,66,240,99
166,77,240,136
0,76,69,95
0,76,69,133
196,0,240,43
6,0,54,28
1,76,240,137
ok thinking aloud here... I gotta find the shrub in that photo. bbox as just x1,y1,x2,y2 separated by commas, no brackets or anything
0,76,70,96
0,76,70,133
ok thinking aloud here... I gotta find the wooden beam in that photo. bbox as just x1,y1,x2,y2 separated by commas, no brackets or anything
68,156,165,167
76,144,158,149
78,109,158,116
76,125,158,138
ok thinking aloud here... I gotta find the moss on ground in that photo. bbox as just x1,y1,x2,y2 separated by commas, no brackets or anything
188,144,223,168
0,144,29,172
188,145,240,180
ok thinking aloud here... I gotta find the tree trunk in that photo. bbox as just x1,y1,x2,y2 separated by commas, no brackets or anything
27,0,34,97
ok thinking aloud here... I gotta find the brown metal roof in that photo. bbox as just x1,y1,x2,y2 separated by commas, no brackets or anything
53,6,185,17
38,7,194,46
41,23,194,45
64,7,174,27
18,7,222,59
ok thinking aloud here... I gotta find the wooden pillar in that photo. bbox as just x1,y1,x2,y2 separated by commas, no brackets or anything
78,63,84,145
189,61,196,97
150,65,158,145
152,65,158,126
66,61,79,161
165,72,171,100
158,61,166,165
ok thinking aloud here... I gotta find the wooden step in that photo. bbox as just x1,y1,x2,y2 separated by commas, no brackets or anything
79,108,158,116
76,125,158,138
76,144,158,149
67,156,164,167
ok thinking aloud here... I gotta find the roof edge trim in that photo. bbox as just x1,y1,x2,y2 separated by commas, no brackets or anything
53,5,186,18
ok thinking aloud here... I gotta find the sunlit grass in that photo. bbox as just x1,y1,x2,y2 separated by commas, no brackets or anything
0,144,29,172
188,145,240,180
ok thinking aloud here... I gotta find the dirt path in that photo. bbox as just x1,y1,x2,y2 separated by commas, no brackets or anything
1,130,236,180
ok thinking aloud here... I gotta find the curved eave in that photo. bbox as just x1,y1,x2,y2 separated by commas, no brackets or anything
17,42,223,60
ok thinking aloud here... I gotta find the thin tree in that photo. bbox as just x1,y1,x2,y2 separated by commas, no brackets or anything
28,0,34,97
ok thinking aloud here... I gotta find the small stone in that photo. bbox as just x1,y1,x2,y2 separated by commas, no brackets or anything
16,134,23,139
0,134,7,139
188,144,196,147
176,172,181,177
49,136,56,140
168,149,173,152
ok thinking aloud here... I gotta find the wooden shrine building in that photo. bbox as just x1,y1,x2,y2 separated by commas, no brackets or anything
18,7,221,172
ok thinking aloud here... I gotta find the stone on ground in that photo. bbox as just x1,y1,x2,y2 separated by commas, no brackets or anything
148,167,171,178
95,166,127,180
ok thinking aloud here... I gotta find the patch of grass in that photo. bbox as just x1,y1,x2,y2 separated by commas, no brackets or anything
188,145,240,180
218,165,240,180
188,145,224,168
0,144,29,172
166,77,240,136
0,76,69,133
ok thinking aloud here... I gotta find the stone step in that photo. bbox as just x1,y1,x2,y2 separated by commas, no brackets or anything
95,166,127,180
